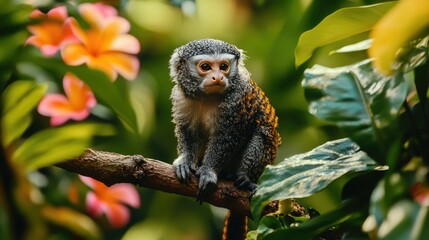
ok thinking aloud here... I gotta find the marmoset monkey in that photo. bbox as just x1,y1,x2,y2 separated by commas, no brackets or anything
169,39,281,240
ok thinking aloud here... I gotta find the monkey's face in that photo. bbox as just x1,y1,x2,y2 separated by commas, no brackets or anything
188,53,237,96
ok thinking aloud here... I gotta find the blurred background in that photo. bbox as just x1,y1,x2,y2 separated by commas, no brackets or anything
1,0,390,239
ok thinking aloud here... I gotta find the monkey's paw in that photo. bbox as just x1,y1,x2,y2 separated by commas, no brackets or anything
172,155,195,183
235,173,257,194
196,167,218,204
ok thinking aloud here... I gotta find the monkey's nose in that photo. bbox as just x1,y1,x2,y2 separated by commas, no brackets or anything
211,73,224,84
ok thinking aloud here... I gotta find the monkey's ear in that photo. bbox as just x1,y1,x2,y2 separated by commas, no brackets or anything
169,51,182,80
238,49,247,62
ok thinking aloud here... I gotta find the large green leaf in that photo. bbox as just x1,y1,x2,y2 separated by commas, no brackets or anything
1,80,47,147
295,2,395,67
12,123,115,171
251,138,380,220
302,59,407,155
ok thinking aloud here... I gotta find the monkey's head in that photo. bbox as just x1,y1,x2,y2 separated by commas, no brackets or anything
169,39,249,98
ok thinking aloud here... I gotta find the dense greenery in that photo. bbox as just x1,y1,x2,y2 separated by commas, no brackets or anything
1,0,428,239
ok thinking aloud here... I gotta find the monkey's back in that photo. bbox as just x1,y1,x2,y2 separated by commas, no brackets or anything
234,79,281,177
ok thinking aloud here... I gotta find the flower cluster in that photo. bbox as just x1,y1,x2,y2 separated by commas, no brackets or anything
27,3,140,126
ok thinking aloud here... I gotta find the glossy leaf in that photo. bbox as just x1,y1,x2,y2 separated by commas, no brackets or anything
41,206,101,239
302,59,407,154
252,138,380,220
12,123,115,171
1,80,47,147
295,2,395,66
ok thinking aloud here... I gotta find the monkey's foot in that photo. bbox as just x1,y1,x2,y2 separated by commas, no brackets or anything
234,174,257,194
172,155,195,183
196,167,218,204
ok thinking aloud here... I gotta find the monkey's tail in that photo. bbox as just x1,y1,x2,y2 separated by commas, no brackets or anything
222,211,248,240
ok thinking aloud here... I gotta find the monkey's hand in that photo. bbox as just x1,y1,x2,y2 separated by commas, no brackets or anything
172,154,196,183
196,166,218,204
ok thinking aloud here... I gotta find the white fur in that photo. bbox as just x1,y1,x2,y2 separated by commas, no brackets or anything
172,86,219,135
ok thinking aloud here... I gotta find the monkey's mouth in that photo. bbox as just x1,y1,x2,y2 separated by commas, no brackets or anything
203,84,226,93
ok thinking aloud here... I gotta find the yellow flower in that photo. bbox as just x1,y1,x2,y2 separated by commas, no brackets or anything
61,3,140,81
369,0,429,75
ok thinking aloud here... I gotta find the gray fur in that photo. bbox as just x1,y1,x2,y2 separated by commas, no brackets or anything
169,39,280,202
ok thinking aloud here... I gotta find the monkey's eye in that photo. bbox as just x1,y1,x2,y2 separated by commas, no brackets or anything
200,63,211,71
220,63,229,71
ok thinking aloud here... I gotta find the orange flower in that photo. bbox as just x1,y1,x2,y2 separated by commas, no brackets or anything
79,175,140,228
38,73,96,126
61,3,140,81
26,6,78,56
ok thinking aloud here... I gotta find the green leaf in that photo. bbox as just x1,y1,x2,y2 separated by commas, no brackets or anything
12,123,115,171
329,39,373,55
1,80,47,147
33,57,139,132
252,138,380,220
377,200,429,240
302,59,407,155
295,2,395,66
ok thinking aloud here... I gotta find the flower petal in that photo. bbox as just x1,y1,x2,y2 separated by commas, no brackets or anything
86,191,104,217
87,57,118,81
79,175,108,192
98,17,131,53
37,93,73,116
98,53,140,80
47,6,68,20
109,34,140,54
63,73,96,110
50,115,71,126
107,184,140,208
62,43,91,66
102,202,130,228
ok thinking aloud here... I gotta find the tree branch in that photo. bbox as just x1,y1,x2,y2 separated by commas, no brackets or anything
57,149,283,218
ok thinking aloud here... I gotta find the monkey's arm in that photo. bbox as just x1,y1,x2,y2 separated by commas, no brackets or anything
197,125,244,202
173,124,199,183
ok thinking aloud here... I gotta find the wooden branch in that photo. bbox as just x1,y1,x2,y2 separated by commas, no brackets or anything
57,149,279,218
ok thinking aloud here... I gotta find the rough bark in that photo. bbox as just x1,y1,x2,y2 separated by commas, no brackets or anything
57,149,281,218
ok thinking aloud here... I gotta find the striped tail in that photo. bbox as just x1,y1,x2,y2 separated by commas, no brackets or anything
222,211,248,240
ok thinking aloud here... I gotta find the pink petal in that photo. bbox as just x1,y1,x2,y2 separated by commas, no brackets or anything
86,191,104,217
39,45,60,56
108,184,140,208
47,6,68,20
102,202,130,228
37,94,71,116
50,115,70,126
92,3,118,18
29,9,44,18
79,175,97,189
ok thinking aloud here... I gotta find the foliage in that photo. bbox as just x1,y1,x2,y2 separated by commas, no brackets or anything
249,1,429,239
2,0,429,239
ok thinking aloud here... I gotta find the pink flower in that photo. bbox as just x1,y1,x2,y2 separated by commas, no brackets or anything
61,3,140,81
38,73,96,126
26,6,78,56
79,175,140,228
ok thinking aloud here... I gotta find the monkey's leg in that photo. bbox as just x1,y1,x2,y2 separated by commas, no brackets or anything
173,124,199,183
235,133,266,192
